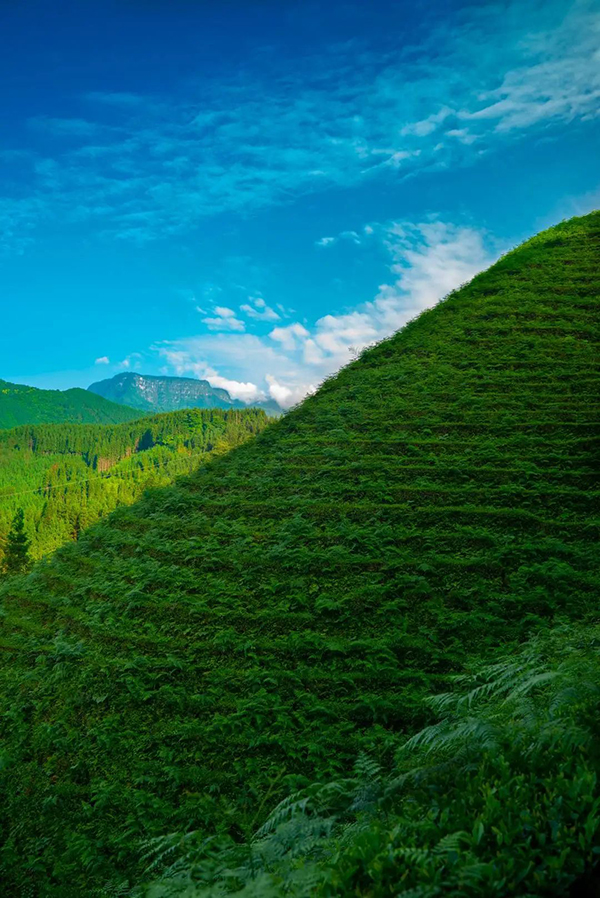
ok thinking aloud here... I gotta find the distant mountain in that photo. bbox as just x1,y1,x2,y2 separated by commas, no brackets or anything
0,379,142,429
88,371,282,416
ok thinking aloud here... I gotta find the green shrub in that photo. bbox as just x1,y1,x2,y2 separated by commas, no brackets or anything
144,624,600,897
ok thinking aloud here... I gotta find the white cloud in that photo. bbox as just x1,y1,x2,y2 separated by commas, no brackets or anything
378,220,493,315
240,295,280,321
117,352,143,371
307,220,495,377
205,373,262,403
312,312,377,359
446,128,478,145
458,18,600,134
155,346,264,402
269,322,310,350
94,356,110,364
155,218,497,409
400,106,453,137
315,230,362,248
266,374,316,409
154,332,317,409
295,219,496,391
201,310,246,331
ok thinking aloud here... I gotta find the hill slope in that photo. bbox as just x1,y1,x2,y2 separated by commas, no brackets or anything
89,371,282,416
0,212,598,895
0,408,270,563
0,379,142,428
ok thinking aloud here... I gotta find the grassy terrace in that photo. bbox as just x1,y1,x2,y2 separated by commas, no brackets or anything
0,212,598,895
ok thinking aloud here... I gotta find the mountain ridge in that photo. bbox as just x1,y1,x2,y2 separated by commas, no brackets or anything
88,371,282,416
0,378,142,429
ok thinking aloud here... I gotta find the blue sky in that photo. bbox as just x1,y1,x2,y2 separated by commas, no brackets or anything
1,0,599,407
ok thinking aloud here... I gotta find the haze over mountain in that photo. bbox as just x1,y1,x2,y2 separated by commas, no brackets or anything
88,372,282,417
0,212,597,896
0,379,141,429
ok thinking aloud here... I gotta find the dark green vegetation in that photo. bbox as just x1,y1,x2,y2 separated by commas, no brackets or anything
0,379,143,429
147,625,600,897
0,212,598,896
89,372,282,417
2,509,31,575
0,408,269,564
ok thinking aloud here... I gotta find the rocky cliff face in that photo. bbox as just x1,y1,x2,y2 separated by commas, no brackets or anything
88,373,241,412
88,372,281,415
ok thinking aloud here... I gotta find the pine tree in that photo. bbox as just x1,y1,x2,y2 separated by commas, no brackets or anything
3,508,31,575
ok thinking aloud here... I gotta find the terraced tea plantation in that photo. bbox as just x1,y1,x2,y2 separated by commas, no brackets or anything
0,212,598,896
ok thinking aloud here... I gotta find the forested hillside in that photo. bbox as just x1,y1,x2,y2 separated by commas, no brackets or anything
0,408,269,563
0,379,142,428
0,212,598,896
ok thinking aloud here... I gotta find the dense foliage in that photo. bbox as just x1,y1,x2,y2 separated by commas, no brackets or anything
0,408,270,563
0,212,597,896
144,624,600,897
2,508,31,574
0,379,142,429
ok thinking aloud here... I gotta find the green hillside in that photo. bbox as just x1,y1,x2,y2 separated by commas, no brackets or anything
0,212,598,896
0,379,143,428
0,408,270,564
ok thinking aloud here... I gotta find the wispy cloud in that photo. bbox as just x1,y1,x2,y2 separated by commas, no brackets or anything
315,230,362,248
2,0,598,252
117,352,143,370
239,295,281,321
273,219,494,381
155,217,498,408
155,335,289,403
201,306,246,332
269,323,310,351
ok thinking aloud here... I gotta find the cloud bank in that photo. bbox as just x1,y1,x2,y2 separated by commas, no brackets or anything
155,219,497,408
